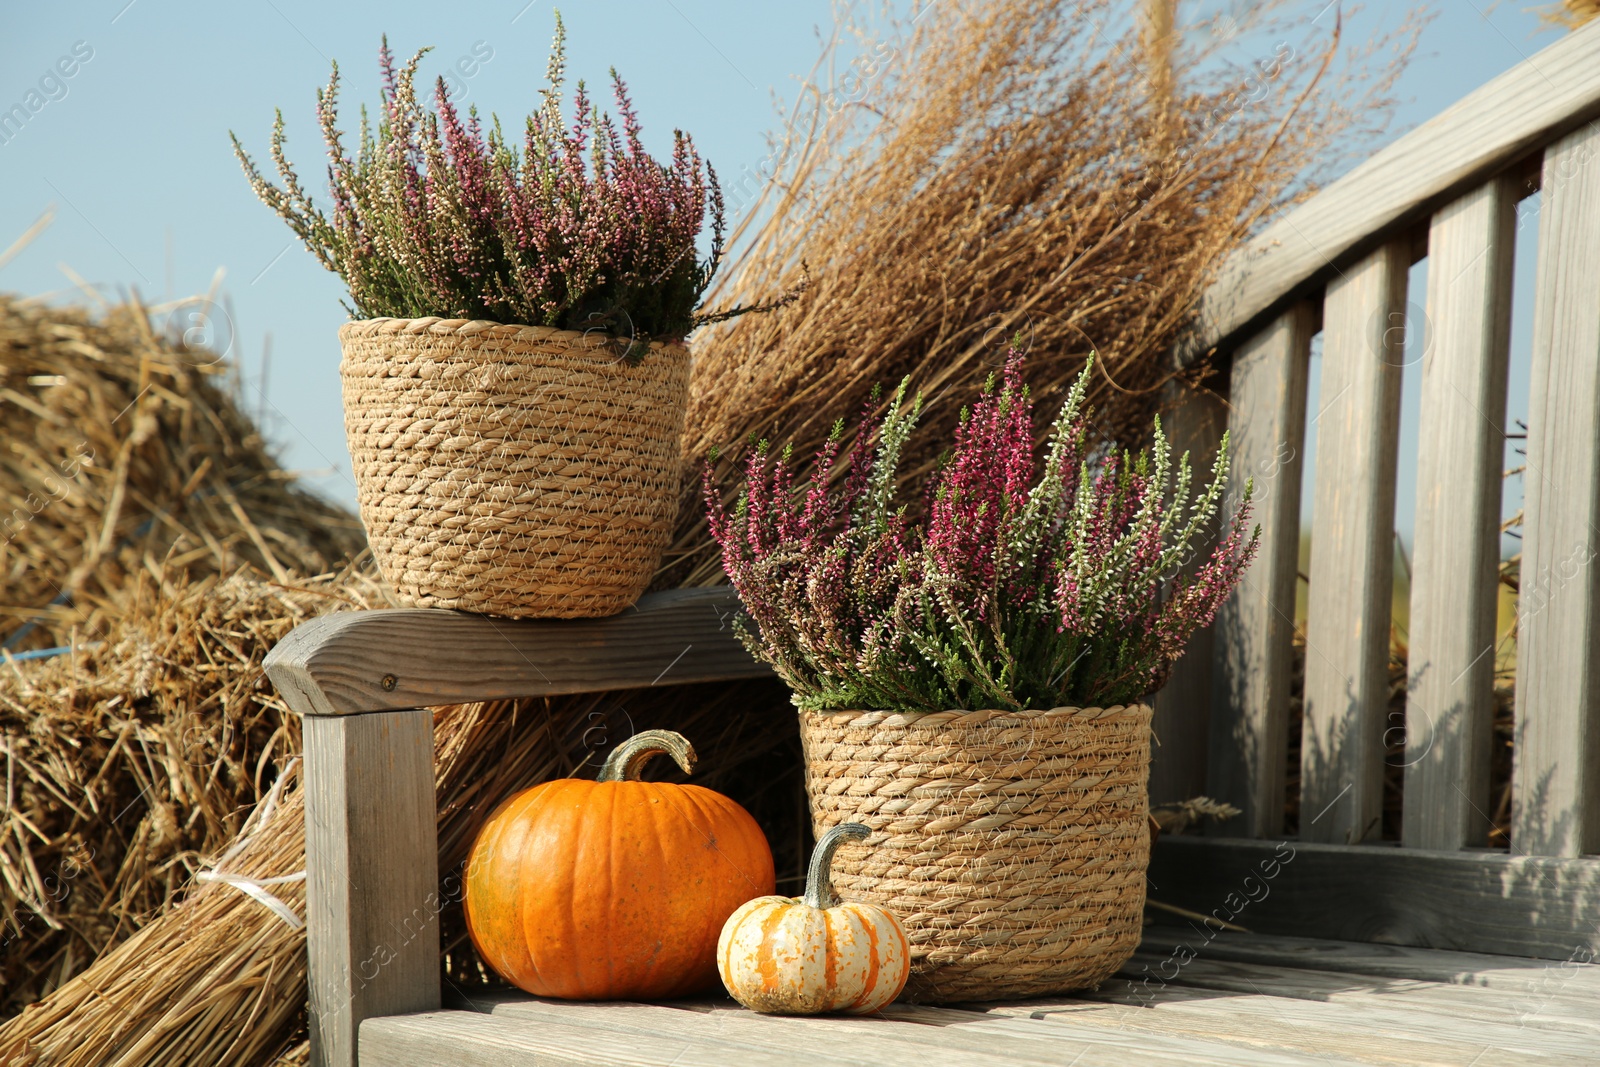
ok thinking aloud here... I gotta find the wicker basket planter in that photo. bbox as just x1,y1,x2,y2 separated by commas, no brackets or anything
339,316,691,618
798,703,1152,1002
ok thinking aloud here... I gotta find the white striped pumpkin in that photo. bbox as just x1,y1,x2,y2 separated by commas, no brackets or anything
717,823,909,1014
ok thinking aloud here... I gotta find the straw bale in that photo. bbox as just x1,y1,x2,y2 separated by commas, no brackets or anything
0,293,364,652
0,567,391,1022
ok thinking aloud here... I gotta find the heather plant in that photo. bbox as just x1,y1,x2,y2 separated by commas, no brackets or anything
705,351,1259,712
232,16,771,349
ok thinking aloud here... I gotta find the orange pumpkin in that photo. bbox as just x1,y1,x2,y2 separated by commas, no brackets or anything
718,823,910,1014
465,729,775,1000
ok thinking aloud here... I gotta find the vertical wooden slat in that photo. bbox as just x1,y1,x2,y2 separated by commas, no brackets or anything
1301,243,1409,845
1206,303,1313,837
1150,384,1226,806
1514,122,1600,859
1404,178,1517,850
306,709,440,1067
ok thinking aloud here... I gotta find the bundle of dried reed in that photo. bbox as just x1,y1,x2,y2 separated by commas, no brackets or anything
665,0,1415,587
1540,0,1600,30
0,292,364,653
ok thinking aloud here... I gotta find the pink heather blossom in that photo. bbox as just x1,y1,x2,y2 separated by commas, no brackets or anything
705,348,1260,713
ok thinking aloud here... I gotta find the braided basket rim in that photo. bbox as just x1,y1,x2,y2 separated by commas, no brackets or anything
797,703,1151,727
336,315,691,358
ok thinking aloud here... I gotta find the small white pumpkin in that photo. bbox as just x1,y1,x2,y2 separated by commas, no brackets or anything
717,823,910,1014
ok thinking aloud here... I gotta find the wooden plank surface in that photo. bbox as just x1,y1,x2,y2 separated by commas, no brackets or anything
305,710,439,1067
361,1009,801,1067
1405,177,1518,850
1514,121,1600,859
1207,304,1314,837
424,991,1330,1067
1146,835,1600,960
1181,21,1600,363
1150,383,1227,805
365,928,1600,1067
1301,243,1409,844
470,995,1054,1067
264,587,771,717
1136,927,1600,997
999,983,1589,1065
1120,952,1600,1036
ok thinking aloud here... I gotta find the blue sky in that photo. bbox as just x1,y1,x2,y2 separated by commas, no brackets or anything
0,1,1573,546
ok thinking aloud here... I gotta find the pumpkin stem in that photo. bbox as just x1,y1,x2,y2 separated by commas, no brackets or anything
597,729,697,782
804,822,869,910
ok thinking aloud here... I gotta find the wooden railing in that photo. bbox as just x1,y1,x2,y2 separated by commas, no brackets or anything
1147,19,1600,949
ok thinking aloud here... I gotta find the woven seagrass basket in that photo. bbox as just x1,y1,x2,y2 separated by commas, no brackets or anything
799,703,1152,1002
339,317,691,618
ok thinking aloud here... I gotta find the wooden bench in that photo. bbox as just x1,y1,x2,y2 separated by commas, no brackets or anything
266,19,1600,1067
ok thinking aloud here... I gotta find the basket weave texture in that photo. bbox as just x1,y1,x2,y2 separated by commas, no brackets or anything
339,317,691,618
799,703,1152,1002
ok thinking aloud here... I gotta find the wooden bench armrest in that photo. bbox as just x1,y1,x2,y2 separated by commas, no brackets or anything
263,587,772,717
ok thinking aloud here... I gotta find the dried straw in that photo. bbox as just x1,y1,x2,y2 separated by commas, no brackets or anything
0,293,364,652
0,568,391,1024
1538,0,1600,30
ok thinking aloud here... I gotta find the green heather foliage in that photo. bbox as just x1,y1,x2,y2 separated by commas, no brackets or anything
232,16,739,344
706,352,1260,712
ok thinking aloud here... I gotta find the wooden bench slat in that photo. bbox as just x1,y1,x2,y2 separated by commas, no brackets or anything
1207,304,1315,837
360,1008,806,1067
263,588,771,718
1003,983,1588,1064
1120,952,1600,1036
1514,120,1600,858
1135,927,1600,996
471,995,1067,1067
448,993,1322,1067
1404,177,1519,850
1302,243,1410,844
1147,835,1600,961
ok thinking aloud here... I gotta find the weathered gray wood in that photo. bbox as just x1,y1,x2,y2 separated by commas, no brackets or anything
1146,835,1600,961
1207,304,1314,837
1182,22,1600,363
305,710,439,1067
361,1009,798,1067
1120,952,1600,1036
1404,178,1519,850
1514,121,1600,859
438,992,1324,1067
467,998,1056,1062
999,982,1592,1064
264,587,771,718
1150,382,1227,805
466,994,1080,1067
1136,927,1600,997
872,1003,1328,1065
1301,244,1409,845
